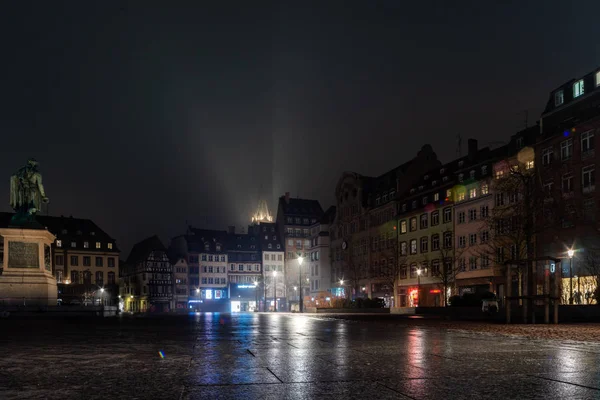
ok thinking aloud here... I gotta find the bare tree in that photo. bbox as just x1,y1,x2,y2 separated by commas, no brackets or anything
430,229,463,307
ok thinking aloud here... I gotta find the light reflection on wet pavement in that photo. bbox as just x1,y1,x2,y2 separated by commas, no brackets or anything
2,312,600,399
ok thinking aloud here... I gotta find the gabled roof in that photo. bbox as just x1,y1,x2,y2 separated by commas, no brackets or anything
278,197,324,218
126,235,165,265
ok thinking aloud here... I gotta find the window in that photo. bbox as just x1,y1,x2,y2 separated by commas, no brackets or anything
561,139,573,160
431,211,439,226
457,190,465,201
400,220,407,233
400,242,407,256
481,230,489,243
458,236,466,248
108,243,113,250
482,165,488,175
469,188,477,199
562,173,573,193
410,264,418,278
400,265,408,279
420,214,428,229
446,189,452,198
443,208,452,223
268,243,272,249
459,258,466,272
458,211,465,224
469,257,477,270
208,266,213,273
526,160,534,170
83,256,91,267
70,256,78,266
555,90,564,106
481,255,490,268
583,165,595,192
96,242,101,249
422,196,428,205
433,193,439,202
107,272,115,285
412,200,417,209
96,271,103,286
402,204,407,212
431,234,440,251
468,208,477,221
458,160,464,167
55,255,64,265
469,233,477,246
410,217,417,232
420,237,428,253
470,170,475,179
481,184,489,195
238,264,244,271
582,130,595,154
597,71,600,87
410,239,417,255
573,79,584,98
278,254,283,261
495,193,504,206
56,240,62,247
542,147,553,165
71,242,76,248
84,241,89,249
458,173,464,182
208,255,214,262
95,257,103,267
480,205,489,218
495,170,504,179
443,232,452,248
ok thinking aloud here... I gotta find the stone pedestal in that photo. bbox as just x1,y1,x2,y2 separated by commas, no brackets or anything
0,227,57,307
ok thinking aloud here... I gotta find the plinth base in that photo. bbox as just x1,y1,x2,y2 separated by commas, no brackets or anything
0,271,57,307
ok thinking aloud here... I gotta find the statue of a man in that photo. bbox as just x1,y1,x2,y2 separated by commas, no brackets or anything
9,158,49,217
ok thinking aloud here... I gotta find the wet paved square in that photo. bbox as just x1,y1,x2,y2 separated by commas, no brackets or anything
1,313,600,399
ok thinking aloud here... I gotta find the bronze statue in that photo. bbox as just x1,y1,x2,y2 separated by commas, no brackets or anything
9,159,49,220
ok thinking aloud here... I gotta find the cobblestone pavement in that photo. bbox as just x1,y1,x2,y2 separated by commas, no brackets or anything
2,313,600,399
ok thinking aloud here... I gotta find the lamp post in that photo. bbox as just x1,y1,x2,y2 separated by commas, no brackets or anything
273,270,277,312
340,279,344,298
298,256,304,313
100,287,105,306
253,281,258,311
416,268,422,307
568,249,574,305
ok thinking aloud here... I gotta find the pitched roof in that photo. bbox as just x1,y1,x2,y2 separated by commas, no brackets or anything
126,235,165,265
0,212,119,252
278,197,324,218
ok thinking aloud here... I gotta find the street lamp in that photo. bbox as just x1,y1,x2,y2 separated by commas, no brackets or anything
253,280,258,311
273,270,277,312
196,288,200,295
416,268,422,307
340,279,344,298
568,248,575,305
298,256,304,313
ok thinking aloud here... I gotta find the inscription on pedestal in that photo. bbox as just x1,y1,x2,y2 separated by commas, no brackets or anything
8,241,39,269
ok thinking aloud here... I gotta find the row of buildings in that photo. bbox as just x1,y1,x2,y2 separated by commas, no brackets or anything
4,66,599,312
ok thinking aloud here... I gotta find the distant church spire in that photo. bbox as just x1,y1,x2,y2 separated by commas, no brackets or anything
251,199,273,224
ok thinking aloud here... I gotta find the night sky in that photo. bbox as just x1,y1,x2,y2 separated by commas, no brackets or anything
1,1,599,255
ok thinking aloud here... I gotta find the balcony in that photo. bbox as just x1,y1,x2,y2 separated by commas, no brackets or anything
149,293,173,300
583,185,596,194
562,191,574,199
149,279,172,285
582,149,595,160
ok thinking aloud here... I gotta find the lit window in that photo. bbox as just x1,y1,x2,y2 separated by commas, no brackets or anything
457,191,465,201
446,189,452,198
481,184,489,195
433,193,439,201
83,241,89,248
71,242,76,248
555,90,564,106
469,188,477,198
574,79,584,98
56,240,62,247
108,243,113,250
525,160,534,170
495,170,504,179
96,242,101,249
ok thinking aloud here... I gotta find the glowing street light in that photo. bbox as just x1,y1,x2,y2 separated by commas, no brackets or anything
298,256,304,313
416,268,422,307
196,288,200,294
568,248,575,305
273,270,277,312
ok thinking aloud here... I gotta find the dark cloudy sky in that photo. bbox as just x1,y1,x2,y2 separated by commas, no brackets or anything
0,1,599,255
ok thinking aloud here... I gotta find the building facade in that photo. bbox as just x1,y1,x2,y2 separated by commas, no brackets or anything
276,193,323,308
258,222,284,311
308,206,335,299
227,226,262,312
121,236,173,313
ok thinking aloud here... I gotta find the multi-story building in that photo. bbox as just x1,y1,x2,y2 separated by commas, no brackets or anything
537,66,600,277
170,227,228,312
0,213,120,306
308,206,335,298
170,255,188,311
276,193,323,308
121,235,172,313
227,226,263,312
258,222,284,311
330,145,440,303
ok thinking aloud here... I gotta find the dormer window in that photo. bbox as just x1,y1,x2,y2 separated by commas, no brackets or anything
555,90,564,106
440,168,445,174
424,175,429,180
418,186,423,190
56,240,62,247
481,165,488,174
410,188,416,194
96,242,101,249
71,242,76,248
268,243,272,249
442,176,448,182
389,190,396,199
432,180,437,186
458,174,464,182
205,244,210,251
84,241,89,249
470,170,475,179
422,196,428,205
277,244,281,249
574,79,584,98
108,243,113,250
458,161,464,167
401,204,407,212
375,197,381,206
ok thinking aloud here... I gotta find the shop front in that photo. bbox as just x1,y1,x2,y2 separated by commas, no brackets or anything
229,283,261,312
189,288,228,312
398,285,442,307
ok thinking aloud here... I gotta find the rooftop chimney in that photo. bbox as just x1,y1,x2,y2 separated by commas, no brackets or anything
468,139,478,160
228,226,235,234
284,192,290,204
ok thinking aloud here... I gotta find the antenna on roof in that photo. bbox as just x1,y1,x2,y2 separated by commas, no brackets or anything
456,134,462,158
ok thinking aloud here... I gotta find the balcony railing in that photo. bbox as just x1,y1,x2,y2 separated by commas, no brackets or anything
583,185,596,194
149,279,172,285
